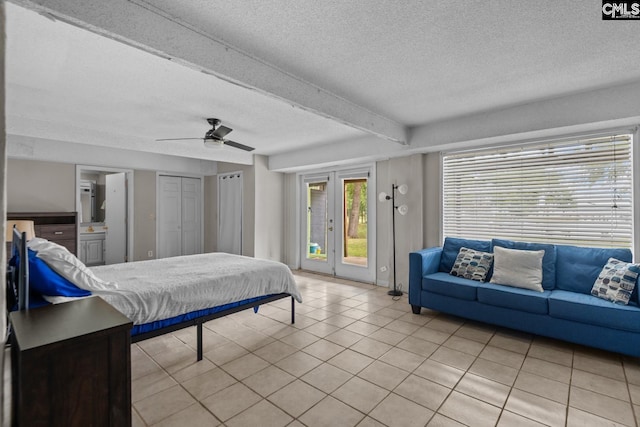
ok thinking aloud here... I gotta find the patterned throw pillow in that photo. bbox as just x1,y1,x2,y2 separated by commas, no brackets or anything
591,258,640,305
450,247,494,282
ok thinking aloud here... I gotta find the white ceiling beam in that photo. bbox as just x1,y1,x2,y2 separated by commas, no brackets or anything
269,135,410,172
11,0,407,145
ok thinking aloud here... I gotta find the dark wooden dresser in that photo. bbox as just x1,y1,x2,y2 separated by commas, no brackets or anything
10,297,133,427
7,212,78,255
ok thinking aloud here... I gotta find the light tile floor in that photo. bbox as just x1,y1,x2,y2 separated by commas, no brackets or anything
132,272,640,427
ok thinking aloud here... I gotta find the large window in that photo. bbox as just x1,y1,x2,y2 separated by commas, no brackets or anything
442,134,633,248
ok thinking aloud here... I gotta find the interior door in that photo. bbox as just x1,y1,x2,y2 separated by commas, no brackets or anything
299,168,375,282
158,176,182,258
181,177,201,256
104,173,127,264
158,175,203,258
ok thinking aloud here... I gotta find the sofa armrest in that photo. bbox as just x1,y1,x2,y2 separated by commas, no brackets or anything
409,247,443,305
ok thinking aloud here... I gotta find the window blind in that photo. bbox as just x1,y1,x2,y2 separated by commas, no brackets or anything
442,134,633,248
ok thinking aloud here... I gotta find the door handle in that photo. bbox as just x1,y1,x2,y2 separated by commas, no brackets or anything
328,227,333,231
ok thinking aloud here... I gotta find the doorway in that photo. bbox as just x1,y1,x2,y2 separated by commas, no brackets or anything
300,167,375,283
76,166,133,265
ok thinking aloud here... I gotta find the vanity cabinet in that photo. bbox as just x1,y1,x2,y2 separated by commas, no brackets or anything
80,233,106,266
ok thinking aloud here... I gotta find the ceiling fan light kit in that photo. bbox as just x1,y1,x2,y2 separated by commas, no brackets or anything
156,118,255,152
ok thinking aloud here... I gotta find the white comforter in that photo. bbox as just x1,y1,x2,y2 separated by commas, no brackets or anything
88,253,302,325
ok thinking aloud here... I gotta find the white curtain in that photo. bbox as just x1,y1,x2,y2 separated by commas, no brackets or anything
218,172,242,255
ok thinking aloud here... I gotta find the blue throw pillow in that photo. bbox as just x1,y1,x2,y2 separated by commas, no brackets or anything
439,237,491,274
27,249,92,297
555,244,632,296
492,239,557,290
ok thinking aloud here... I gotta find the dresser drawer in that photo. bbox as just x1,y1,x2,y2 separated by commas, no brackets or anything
36,224,76,240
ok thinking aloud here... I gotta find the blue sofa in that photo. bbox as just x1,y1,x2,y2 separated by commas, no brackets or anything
409,237,640,357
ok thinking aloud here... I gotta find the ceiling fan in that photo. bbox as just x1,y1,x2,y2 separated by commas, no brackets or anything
156,118,255,152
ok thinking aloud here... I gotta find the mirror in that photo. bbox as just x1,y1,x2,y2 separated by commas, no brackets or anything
79,173,106,224
80,180,96,223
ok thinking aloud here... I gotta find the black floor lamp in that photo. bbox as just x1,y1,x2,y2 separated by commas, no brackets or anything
379,183,408,296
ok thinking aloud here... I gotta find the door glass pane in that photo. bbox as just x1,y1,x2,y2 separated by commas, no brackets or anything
342,178,367,266
306,181,327,261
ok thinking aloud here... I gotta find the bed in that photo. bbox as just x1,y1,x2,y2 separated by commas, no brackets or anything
7,229,302,361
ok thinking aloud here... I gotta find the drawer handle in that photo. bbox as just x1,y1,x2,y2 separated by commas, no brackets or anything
54,231,64,235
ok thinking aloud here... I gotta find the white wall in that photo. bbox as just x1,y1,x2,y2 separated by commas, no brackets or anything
254,155,285,261
376,154,424,289
8,135,218,176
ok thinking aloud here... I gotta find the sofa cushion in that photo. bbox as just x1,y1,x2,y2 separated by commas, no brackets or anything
477,282,550,314
492,239,557,290
423,272,478,301
591,258,640,305
555,244,632,295
549,290,640,333
450,247,493,282
440,237,491,274
490,246,545,292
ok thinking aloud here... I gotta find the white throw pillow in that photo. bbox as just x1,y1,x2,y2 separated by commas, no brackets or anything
489,246,545,292
27,238,118,291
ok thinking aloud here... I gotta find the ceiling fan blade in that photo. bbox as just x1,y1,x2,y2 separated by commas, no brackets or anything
156,137,203,141
223,139,255,152
212,125,233,139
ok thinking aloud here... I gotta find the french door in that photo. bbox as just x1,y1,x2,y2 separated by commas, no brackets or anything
300,167,375,283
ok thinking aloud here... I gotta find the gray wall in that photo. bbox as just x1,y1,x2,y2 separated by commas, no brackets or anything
5,159,218,262
133,170,156,261
7,159,76,211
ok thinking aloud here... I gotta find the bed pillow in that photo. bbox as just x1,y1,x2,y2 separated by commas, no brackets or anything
27,237,117,291
450,247,493,282
590,258,639,305
490,246,545,292
27,249,92,297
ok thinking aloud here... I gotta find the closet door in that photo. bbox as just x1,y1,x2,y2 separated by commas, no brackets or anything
181,177,201,256
158,175,203,258
158,176,182,258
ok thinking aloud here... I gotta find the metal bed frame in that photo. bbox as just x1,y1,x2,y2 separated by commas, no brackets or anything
7,228,296,361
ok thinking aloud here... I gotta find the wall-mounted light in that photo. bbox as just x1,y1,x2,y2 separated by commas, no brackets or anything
379,184,408,297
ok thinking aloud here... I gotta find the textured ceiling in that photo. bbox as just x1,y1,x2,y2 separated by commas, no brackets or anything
136,0,640,124
5,0,640,167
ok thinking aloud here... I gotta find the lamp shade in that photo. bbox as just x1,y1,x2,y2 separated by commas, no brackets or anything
397,184,408,195
397,205,409,215
6,220,36,242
